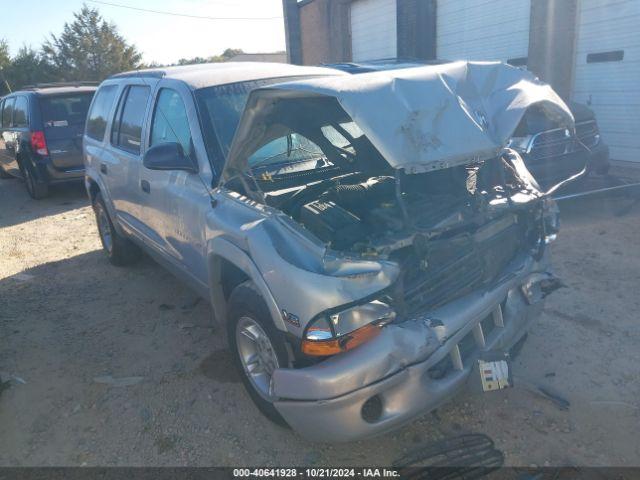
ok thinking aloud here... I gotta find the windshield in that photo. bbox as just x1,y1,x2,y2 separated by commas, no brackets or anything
248,134,324,169
195,76,313,170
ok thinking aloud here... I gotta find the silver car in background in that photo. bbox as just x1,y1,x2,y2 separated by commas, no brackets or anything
84,61,565,441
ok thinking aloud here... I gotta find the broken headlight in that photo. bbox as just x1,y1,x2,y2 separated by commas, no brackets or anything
302,300,396,356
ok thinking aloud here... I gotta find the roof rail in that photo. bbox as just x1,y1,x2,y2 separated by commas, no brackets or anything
21,81,99,90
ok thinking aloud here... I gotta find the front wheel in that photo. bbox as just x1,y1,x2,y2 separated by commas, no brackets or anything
92,192,141,266
227,281,290,427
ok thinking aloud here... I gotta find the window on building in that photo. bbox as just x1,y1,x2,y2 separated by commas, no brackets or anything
586,50,624,63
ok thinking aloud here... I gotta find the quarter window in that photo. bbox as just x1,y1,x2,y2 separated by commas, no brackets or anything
86,85,118,140
150,88,192,155
111,85,150,154
13,96,29,128
1,98,15,127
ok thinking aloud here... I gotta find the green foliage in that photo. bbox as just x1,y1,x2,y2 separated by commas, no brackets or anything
42,5,142,81
0,39,12,94
8,47,55,90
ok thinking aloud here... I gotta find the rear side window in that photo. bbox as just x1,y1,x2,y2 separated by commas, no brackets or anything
41,93,93,129
13,96,29,127
86,86,118,140
111,85,150,154
150,88,192,155
2,98,15,127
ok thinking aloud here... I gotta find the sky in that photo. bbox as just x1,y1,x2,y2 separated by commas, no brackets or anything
0,0,287,65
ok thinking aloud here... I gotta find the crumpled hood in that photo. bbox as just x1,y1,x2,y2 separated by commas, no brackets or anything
223,61,574,178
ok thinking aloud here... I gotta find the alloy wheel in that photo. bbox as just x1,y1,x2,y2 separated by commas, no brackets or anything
96,206,113,254
235,316,280,401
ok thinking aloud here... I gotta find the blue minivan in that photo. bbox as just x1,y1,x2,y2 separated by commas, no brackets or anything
0,83,96,198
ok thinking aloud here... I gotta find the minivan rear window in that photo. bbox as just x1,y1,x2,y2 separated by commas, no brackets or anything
41,93,94,128
86,86,117,140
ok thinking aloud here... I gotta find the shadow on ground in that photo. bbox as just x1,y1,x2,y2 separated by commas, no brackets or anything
0,179,88,229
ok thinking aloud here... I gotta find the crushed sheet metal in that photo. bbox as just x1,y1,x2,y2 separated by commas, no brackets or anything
271,317,440,401
224,61,574,178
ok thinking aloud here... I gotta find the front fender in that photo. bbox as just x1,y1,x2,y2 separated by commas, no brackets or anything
207,236,287,332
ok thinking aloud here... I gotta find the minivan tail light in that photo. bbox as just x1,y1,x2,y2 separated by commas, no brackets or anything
30,131,48,156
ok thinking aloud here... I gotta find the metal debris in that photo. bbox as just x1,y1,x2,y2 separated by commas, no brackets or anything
393,433,504,479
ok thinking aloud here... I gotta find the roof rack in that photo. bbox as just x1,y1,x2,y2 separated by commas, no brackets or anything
21,81,99,90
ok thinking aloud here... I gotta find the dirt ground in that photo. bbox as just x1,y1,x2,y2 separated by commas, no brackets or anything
1,174,639,467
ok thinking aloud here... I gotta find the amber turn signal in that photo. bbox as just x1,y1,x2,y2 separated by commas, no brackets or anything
301,322,381,356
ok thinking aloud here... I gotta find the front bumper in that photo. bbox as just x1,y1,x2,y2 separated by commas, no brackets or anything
272,254,552,442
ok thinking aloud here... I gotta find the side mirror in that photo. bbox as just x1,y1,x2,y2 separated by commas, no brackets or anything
143,142,198,173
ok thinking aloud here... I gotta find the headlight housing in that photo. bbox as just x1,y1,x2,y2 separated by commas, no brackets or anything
302,300,396,356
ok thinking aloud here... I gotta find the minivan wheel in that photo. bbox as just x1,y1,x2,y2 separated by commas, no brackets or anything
228,281,289,427
0,164,12,179
92,192,141,266
21,161,48,199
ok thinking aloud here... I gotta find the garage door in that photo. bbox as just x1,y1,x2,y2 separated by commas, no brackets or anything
350,0,397,61
437,0,531,63
572,0,640,163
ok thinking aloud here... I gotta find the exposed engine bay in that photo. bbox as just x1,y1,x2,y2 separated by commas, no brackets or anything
220,62,569,319
249,148,549,318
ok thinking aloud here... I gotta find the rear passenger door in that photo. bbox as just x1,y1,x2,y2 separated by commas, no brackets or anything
138,83,210,288
10,96,30,172
103,83,153,236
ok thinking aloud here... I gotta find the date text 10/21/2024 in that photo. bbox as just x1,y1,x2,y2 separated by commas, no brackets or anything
232,468,401,478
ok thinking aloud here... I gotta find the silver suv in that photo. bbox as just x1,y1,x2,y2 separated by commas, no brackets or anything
84,61,567,442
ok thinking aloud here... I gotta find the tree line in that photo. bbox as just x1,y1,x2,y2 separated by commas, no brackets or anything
0,4,245,96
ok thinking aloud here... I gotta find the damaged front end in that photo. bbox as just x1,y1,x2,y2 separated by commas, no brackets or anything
219,61,567,441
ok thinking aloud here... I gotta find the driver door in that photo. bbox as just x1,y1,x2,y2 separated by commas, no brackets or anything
138,85,210,289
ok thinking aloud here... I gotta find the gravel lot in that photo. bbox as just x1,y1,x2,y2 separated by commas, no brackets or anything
1,175,639,467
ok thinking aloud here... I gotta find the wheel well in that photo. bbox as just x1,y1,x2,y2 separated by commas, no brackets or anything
220,258,250,300
88,179,100,202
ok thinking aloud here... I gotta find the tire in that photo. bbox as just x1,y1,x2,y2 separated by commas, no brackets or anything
0,164,12,179
20,160,48,199
92,192,141,266
227,281,290,427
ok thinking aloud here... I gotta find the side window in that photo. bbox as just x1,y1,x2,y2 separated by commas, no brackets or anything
1,98,15,128
0,100,4,127
150,88,192,155
86,85,118,140
111,85,150,154
13,96,29,128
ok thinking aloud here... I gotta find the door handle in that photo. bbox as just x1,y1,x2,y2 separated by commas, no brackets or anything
100,163,107,174
140,179,150,193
